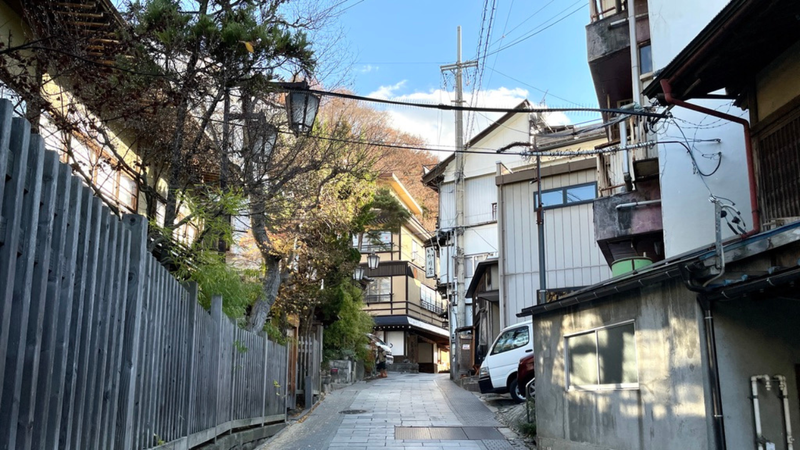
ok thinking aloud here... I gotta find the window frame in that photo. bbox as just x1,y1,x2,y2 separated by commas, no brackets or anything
534,182,598,210
365,277,392,303
564,320,639,392
353,231,393,253
638,42,653,79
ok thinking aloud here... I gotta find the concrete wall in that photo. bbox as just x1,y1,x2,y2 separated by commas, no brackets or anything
533,278,711,450
647,0,754,257
715,298,800,450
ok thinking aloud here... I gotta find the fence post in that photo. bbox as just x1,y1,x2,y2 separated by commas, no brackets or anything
211,295,222,442
116,215,148,450
182,282,198,450
262,333,268,426
0,117,32,416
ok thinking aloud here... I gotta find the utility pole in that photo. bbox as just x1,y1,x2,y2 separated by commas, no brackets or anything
440,27,476,377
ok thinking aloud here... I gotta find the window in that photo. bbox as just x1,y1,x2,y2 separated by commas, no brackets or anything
639,43,653,76
534,183,597,210
491,202,498,221
352,231,392,252
464,253,490,279
566,322,638,390
118,172,138,211
411,240,421,264
365,277,391,302
490,325,529,355
420,285,443,314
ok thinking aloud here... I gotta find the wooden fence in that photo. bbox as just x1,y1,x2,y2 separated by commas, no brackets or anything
0,99,288,450
296,328,322,407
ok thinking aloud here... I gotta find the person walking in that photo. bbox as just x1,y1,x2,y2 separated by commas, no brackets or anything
376,347,388,378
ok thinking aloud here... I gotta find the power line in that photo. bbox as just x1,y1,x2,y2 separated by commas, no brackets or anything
487,68,588,108
483,2,587,58
301,88,669,118
487,0,556,49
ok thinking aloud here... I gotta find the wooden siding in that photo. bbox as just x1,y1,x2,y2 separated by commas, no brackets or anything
0,100,287,450
501,168,611,323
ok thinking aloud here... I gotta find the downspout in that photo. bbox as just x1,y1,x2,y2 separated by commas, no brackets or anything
624,0,639,193
750,375,768,450
496,162,507,329
620,117,632,191
536,153,547,305
659,79,761,236
697,297,728,450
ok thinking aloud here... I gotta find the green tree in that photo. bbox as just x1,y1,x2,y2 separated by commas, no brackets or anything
321,282,374,363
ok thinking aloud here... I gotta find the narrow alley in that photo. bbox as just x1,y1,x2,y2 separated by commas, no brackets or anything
259,374,529,450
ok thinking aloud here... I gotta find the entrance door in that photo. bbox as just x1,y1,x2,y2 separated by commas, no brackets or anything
418,342,434,373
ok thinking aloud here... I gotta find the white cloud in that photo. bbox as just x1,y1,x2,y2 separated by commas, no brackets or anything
364,84,573,160
368,80,406,99
359,64,379,73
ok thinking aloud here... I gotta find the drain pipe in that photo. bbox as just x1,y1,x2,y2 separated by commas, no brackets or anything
751,375,771,450
616,199,661,210
660,79,760,236
620,117,632,191
775,375,796,450
698,298,727,450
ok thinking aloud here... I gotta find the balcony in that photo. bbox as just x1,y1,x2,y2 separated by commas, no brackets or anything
365,300,448,329
593,190,663,267
420,299,445,315
586,0,649,111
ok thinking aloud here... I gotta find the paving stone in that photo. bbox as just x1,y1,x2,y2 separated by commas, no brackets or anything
259,373,528,450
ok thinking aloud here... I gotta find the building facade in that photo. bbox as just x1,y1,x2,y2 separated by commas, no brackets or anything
528,1,800,449
357,174,449,373
423,101,548,375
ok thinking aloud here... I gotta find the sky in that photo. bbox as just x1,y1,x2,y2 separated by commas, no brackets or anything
329,0,602,157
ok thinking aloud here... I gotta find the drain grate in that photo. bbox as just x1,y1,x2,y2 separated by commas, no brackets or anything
339,409,368,414
395,426,503,440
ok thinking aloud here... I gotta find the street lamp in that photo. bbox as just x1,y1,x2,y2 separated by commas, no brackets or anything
352,266,365,281
367,252,380,270
283,80,320,135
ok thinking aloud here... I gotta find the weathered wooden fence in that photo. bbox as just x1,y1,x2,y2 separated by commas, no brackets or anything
0,99,287,450
296,328,322,407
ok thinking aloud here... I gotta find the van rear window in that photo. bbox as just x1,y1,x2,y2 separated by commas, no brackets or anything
491,326,529,355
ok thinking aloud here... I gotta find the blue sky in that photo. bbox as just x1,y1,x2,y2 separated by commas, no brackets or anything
331,0,602,153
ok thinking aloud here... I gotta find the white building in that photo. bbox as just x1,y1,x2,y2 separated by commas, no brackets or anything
496,128,610,330
588,0,754,266
422,101,540,374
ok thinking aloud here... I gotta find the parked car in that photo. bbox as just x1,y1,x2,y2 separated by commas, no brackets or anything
517,352,535,399
366,333,394,365
478,320,532,403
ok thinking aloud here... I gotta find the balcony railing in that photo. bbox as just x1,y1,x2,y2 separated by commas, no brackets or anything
365,293,393,303
356,244,391,253
421,299,445,315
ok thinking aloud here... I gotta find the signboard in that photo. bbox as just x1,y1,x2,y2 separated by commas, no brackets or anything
425,246,436,278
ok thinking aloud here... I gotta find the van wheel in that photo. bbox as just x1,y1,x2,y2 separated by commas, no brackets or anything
508,379,524,403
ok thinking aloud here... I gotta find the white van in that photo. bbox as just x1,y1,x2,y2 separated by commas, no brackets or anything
478,320,532,402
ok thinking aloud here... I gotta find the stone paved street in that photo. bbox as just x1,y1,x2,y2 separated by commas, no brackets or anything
259,373,528,450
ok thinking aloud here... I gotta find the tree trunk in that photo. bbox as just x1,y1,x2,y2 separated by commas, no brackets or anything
247,254,282,331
